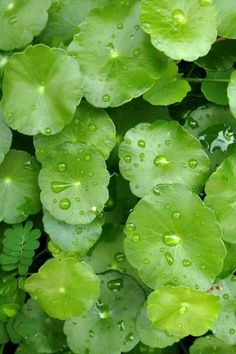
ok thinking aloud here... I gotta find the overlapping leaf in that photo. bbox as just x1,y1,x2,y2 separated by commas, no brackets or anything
0,104,12,165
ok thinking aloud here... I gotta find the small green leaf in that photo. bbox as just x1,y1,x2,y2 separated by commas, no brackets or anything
190,335,236,354
68,0,168,107
39,143,110,225
205,153,236,243
0,150,41,224
214,0,236,39
124,184,226,290
2,44,83,135
144,60,191,105
0,0,50,51
24,258,100,320
141,0,217,61
119,120,210,198
1,303,19,318
0,104,12,165
147,286,220,337
201,70,232,106
64,272,145,354
43,210,103,255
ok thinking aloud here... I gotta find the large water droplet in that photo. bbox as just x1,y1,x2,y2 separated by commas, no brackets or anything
59,198,71,210
172,9,187,24
163,232,181,247
138,139,146,148
154,155,169,167
164,252,174,266
107,278,124,292
182,259,192,267
57,162,67,172
188,159,198,169
51,181,71,193
102,94,110,102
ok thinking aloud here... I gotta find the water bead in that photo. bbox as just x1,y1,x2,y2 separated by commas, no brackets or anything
182,259,192,267
89,123,97,132
164,252,174,265
163,231,181,247
44,127,51,135
154,155,169,167
172,211,181,220
57,162,67,172
124,155,132,163
107,278,124,292
188,159,198,169
199,0,213,6
171,9,187,25
102,94,110,102
138,139,146,148
59,198,71,210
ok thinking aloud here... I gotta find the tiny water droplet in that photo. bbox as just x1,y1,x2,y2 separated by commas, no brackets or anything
172,9,187,24
133,48,141,57
138,139,146,148
188,159,198,169
84,154,91,161
31,104,36,111
153,187,160,196
160,247,164,253
102,94,110,102
144,258,150,264
165,139,171,145
125,223,136,233
200,264,207,270
75,197,80,202
115,252,126,263
124,155,132,163
44,127,51,135
182,259,192,267
172,211,181,220
89,330,94,337
132,234,140,242
117,320,125,331
89,123,97,132
76,226,82,235
59,198,71,210
179,304,187,315
124,332,134,344
199,0,213,6
164,252,174,266
163,232,181,247
117,23,123,29
9,16,17,25
154,155,169,167
57,162,67,172
107,278,124,292
229,329,235,334
135,25,140,30
134,162,139,168
223,293,229,300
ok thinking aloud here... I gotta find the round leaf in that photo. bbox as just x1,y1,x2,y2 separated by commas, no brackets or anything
64,272,145,354
0,0,50,51
190,335,236,354
119,120,210,198
34,100,116,162
136,303,179,348
0,104,12,165
2,44,83,136
184,103,236,170
39,143,110,225
201,70,232,106
68,0,168,107
205,153,236,243
124,184,226,290
214,0,236,39
24,257,100,320
0,150,41,224
147,286,220,337
141,0,217,61
43,210,103,255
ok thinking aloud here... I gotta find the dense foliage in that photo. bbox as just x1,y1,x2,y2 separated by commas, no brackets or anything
0,0,236,353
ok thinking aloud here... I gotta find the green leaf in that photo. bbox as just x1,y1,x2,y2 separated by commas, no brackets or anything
136,303,179,348
0,0,50,51
0,221,41,275
38,0,109,46
219,242,236,279
119,120,210,198
201,70,232,106
124,184,226,290
64,272,145,354
2,44,83,136
38,143,110,225
43,210,103,255
68,0,168,108
0,150,41,224
0,104,12,165
227,71,236,119
141,0,217,61
211,275,236,344
130,343,180,354
143,61,191,106
147,286,220,337
190,335,236,354
24,257,100,320
214,0,236,39
184,103,236,170
34,100,116,161
205,153,236,243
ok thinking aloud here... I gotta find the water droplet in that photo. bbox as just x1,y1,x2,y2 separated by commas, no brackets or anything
9,16,17,25
59,198,71,210
229,329,235,334
89,123,97,132
132,234,140,242
57,162,67,172
31,104,36,111
96,301,110,318
200,264,207,270
153,187,160,196
165,203,171,209
107,278,124,292
89,330,94,337
130,34,134,39
59,287,66,294
179,304,187,315
172,9,187,24
117,320,125,331
172,211,181,220
223,293,229,300
164,252,174,266
124,332,134,344
111,33,116,39
133,48,141,57
84,154,91,161
102,94,110,102
51,181,71,193
117,23,123,29
160,247,164,253
125,223,136,233
74,118,79,125
76,226,82,235
182,259,192,267
124,155,132,163
163,232,181,247
75,197,80,202
195,284,199,289
134,162,139,168
44,127,51,135
135,25,140,30
165,139,171,145
115,252,126,263
188,159,198,169
199,0,213,6
138,139,146,148
144,258,150,264
154,155,169,167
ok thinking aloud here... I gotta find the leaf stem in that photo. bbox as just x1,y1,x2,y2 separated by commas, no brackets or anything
186,78,229,83
33,248,48,261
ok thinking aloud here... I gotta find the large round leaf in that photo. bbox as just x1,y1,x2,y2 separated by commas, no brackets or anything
214,0,236,39
147,286,220,337
34,100,116,162
211,275,236,344
184,103,236,170
64,272,145,354
0,0,50,51
190,335,236,354
2,44,83,136
38,0,109,46
119,120,210,198
141,0,217,61
0,105,12,165
43,210,103,255
0,150,41,224
39,143,110,225
205,153,236,243
136,303,179,348
124,184,226,290
24,257,100,320
68,0,168,108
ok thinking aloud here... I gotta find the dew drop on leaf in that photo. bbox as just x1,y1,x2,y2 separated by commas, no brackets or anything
223,293,229,300
84,154,91,161
117,23,123,29
114,252,126,263
199,0,213,7
76,226,82,235
138,139,146,148
102,94,110,102
172,211,181,220
154,155,169,167
107,278,124,292
188,159,198,169
163,231,181,247
89,123,97,132
132,234,140,242
59,198,71,210
124,155,132,163
51,182,71,193
144,258,150,264
89,330,94,337
125,223,136,233
182,259,192,267
229,329,235,334
133,48,141,57
171,9,187,25
57,162,67,172
164,252,174,266
44,127,51,135
179,304,187,315
9,17,17,25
